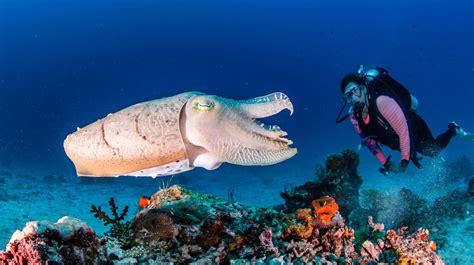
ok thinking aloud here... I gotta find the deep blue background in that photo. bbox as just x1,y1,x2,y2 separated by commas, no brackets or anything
0,0,473,177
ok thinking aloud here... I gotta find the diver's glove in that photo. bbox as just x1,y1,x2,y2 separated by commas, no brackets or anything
379,155,399,176
398,159,409,173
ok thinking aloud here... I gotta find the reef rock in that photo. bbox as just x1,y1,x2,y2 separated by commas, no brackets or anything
280,149,363,218
0,216,100,264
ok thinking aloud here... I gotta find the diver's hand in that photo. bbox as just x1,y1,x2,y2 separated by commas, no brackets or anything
398,159,409,173
379,156,399,176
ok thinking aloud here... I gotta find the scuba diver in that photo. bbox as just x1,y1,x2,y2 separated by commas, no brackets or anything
336,65,472,175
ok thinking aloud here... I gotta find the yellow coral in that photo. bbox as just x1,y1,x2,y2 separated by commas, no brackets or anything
286,224,313,239
295,208,313,223
398,256,417,265
228,236,245,251
168,185,183,200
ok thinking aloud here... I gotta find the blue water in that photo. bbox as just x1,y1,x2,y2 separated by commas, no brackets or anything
0,0,473,259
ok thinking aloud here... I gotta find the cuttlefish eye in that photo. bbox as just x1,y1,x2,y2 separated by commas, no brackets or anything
193,100,215,111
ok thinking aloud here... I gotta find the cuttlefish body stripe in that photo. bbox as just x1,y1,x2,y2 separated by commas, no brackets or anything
64,91,296,177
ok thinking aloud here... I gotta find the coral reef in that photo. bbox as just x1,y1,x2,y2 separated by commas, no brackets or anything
280,149,362,218
354,179,474,251
1,183,445,263
123,185,281,263
0,150,450,264
0,217,100,264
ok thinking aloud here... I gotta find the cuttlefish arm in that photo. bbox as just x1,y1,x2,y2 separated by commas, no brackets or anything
64,91,296,177
181,92,296,167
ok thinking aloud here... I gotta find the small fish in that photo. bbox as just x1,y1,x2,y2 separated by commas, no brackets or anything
139,196,150,208
429,241,437,251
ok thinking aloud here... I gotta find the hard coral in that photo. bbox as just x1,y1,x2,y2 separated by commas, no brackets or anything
0,183,448,264
280,149,362,218
283,196,341,240
0,217,100,264
131,209,178,248
326,149,359,175
90,197,131,244
147,184,187,208
280,196,357,262
391,228,444,264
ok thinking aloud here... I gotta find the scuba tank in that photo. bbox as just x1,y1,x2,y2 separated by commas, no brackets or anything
363,66,418,113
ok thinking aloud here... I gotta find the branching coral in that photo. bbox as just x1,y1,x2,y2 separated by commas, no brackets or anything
90,197,131,243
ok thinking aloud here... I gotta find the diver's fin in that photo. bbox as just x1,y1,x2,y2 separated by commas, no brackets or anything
460,132,474,141
449,122,472,140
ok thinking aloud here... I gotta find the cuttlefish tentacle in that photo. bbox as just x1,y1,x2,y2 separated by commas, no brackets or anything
229,117,291,151
239,92,294,118
219,142,297,166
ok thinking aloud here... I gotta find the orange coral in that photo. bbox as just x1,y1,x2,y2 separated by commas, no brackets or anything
311,196,339,223
282,196,341,240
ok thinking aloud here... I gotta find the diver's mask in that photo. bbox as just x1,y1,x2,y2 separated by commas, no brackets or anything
335,64,367,123
336,84,366,123
343,85,363,104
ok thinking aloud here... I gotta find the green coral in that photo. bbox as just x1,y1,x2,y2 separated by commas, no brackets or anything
90,197,131,243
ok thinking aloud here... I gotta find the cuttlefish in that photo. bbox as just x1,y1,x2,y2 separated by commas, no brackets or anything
64,92,296,177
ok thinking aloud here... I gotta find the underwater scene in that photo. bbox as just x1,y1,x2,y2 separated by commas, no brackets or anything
0,0,473,264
